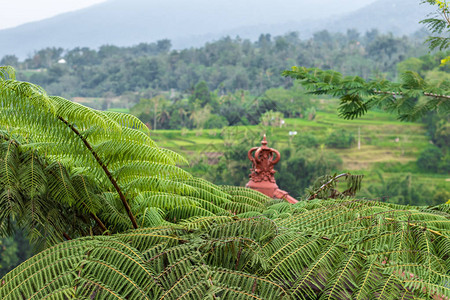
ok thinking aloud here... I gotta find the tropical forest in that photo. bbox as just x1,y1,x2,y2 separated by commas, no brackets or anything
0,0,449,299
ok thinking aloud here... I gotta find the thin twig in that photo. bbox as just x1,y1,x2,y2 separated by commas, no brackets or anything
308,173,349,200
374,90,450,99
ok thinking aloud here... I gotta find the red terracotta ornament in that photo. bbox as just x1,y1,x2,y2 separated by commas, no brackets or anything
245,135,298,204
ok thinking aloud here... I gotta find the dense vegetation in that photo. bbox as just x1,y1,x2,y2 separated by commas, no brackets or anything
2,199,450,299
144,48,449,205
2,29,431,100
167,111,449,205
1,1,449,298
1,66,450,298
277,2,450,202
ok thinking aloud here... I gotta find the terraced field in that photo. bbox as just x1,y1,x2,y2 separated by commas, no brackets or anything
148,105,449,195
151,111,427,167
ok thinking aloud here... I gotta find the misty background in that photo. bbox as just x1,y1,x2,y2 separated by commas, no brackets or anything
0,0,432,59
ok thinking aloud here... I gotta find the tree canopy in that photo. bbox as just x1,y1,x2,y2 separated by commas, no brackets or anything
5,29,430,100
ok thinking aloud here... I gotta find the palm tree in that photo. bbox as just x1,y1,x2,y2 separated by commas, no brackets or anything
189,103,212,129
156,97,171,128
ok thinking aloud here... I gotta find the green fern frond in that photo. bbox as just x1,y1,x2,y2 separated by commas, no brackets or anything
0,66,16,80
186,197,232,216
211,268,289,299
123,177,198,196
166,206,216,221
137,207,167,228
134,192,200,211
185,178,232,200
98,192,134,231
52,96,122,132
93,140,174,165
2,199,450,299
0,140,109,245
221,200,265,214
102,111,149,132
319,251,362,299
178,215,236,230
0,78,56,114
159,148,189,165
113,161,191,182
1,74,205,230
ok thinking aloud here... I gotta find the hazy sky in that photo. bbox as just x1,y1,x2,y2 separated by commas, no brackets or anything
1,0,106,30
1,0,380,31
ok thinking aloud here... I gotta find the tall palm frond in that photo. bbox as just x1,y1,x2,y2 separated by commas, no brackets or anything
1,68,195,227
0,139,106,247
0,68,275,239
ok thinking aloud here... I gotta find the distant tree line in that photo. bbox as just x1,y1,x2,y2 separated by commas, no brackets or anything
1,29,431,100
130,82,312,130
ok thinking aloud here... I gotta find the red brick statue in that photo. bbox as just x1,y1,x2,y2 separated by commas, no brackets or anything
246,135,298,203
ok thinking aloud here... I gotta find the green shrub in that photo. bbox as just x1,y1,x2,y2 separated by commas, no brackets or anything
293,132,320,148
417,145,443,173
276,148,343,198
325,129,355,148
204,115,228,129
433,189,450,205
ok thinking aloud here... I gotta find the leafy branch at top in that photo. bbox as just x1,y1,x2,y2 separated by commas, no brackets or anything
421,0,450,64
282,67,450,121
282,1,450,121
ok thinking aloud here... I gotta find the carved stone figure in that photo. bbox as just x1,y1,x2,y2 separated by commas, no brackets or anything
245,135,297,203
247,135,280,184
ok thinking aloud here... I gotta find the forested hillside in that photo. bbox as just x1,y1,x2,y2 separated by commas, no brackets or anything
4,29,430,101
